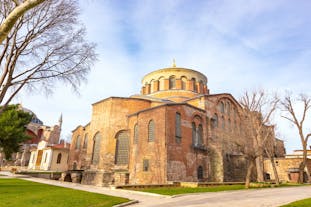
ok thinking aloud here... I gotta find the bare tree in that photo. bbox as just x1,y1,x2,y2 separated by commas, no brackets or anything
239,90,279,188
281,93,311,183
263,125,280,185
0,0,46,44
0,0,96,111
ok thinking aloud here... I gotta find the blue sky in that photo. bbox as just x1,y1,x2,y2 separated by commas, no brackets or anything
15,0,311,152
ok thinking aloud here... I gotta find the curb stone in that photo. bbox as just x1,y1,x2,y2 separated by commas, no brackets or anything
113,200,139,207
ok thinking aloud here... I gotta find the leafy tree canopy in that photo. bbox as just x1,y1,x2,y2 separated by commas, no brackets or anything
0,104,32,159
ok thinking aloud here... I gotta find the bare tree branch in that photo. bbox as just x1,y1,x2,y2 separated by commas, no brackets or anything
281,93,311,183
0,0,46,44
239,89,279,186
0,0,97,111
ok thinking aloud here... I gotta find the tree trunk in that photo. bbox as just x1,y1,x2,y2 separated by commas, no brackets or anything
298,142,308,183
256,155,264,182
270,156,280,185
245,158,255,188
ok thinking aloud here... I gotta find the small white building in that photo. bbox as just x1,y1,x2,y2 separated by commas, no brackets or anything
28,140,70,172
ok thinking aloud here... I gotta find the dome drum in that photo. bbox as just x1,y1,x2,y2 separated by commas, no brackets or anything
141,67,209,97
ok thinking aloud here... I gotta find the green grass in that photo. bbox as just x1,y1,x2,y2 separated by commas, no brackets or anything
0,179,129,207
130,183,307,196
131,185,246,195
281,198,311,207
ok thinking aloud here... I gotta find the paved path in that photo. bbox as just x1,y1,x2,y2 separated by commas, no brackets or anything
1,171,311,207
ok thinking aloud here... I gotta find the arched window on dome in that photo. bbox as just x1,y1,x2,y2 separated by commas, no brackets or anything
158,77,165,91
169,76,176,89
191,78,197,92
199,80,204,93
181,76,187,90
145,82,150,94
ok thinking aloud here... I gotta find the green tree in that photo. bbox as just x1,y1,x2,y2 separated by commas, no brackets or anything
0,105,32,159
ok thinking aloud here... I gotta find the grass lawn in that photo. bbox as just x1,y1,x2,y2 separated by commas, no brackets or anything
130,183,306,196
281,198,311,207
0,179,129,207
131,185,246,195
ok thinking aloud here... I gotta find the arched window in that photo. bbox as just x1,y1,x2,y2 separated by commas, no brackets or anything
181,77,187,90
175,112,181,143
73,162,77,170
197,166,203,180
133,124,138,144
148,120,155,142
192,122,196,145
220,102,225,113
75,135,81,149
227,102,231,115
150,79,155,93
221,116,225,129
199,80,204,93
91,132,101,165
198,124,203,145
56,153,62,164
169,76,176,89
211,114,218,128
192,78,197,92
228,119,231,131
115,131,129,165
145,82,150,94
83,134,88,149
159,77,165,90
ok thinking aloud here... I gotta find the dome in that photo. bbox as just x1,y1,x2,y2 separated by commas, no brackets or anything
140,65,209,101
18,104,43,125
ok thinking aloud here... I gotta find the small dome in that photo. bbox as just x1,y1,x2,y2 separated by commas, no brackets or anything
18,104,43,125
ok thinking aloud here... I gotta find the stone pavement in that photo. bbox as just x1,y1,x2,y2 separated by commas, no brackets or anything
1,171,311,207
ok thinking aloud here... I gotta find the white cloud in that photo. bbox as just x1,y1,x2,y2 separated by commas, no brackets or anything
14,0,311,153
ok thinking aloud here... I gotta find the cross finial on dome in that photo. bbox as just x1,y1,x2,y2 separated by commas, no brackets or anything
172,59,176,67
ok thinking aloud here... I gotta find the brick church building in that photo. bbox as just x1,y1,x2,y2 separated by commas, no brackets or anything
68,64,285,186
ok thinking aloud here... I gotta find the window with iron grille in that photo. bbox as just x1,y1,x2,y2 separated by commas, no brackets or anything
148,120,155,142
115,131,129,165
197,166,203,180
